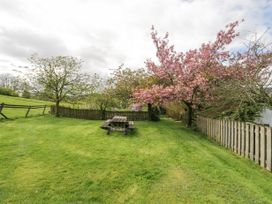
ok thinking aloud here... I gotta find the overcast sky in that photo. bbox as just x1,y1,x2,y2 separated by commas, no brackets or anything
0,0,271,76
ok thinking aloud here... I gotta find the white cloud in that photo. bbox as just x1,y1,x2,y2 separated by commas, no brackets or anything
0,0,271,76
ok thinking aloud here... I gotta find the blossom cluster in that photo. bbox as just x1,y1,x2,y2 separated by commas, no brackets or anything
134,21,245,107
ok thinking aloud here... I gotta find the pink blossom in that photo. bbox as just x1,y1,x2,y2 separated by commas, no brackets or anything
134,21,245,107
131,103,143,111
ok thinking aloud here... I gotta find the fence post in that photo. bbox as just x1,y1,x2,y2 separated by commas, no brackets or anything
43,105,47,115
25,106,31,118
0,103,8,119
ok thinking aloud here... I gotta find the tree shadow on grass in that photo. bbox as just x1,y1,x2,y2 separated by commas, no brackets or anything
102,129,139,138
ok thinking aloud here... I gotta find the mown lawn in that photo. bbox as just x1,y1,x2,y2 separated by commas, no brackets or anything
0,116,272,203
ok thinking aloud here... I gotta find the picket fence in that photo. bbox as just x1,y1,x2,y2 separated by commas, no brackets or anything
50,106,149,121
197,117,272,171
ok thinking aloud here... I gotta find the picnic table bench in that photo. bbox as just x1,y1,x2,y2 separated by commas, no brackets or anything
100,116,135,135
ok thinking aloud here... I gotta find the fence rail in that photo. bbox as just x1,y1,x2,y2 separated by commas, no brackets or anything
0,103,47,119
50,106,149,121
196,117,272,171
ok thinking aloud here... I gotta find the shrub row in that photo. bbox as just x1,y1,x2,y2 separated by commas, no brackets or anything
0,87,18,97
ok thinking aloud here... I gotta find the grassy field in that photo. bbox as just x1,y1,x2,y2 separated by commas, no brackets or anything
0,95,64,119
0,95,53,119
0,95,54,106
1,116,272,203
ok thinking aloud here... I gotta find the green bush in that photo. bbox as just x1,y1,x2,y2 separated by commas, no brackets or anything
164,101,185,121
0,87,18,97
22,90,31,99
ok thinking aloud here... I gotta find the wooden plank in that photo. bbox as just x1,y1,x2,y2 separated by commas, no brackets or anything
255,125,260,164
210,119,213,139
241,122,245,156
208,119,210,138
222,120,225,146
231,120,235,151
214,119,217,141
205,118,207,135
238,122,241,155
225,120,228,148
217,120,220,143
228,120,231,149
219,120,222,144
229,120,232,149
225,120,228,147
227,120,230,147
266,128,272,171
214,120,218,142
213,119,216,140
250,124,254,161
233,121,237,153
227,120,230,148
207,119,209,138
221,120,224,145
211,119,214,139
245,123,250,158
260,126,265,168
208,118,210,136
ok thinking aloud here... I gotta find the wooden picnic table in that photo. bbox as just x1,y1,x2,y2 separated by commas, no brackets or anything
100,116,135,135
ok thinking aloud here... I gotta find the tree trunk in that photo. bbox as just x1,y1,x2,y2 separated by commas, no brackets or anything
184,102,193,127
148,103,152,121
187,104,193,127
55,100,60,117
147,103,160,121
101,110,106,120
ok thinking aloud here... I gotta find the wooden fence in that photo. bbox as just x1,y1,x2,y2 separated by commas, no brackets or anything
50,106,149,121
0,103,47,119
197,117,272,171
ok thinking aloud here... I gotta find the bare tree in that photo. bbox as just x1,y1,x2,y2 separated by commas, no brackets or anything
0,73,20,91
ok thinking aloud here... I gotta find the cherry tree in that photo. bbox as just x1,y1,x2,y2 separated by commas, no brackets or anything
134,21,243,127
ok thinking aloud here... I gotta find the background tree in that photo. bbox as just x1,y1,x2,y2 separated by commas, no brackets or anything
201,38,272,121
164,100,186,121
0,73,32,97
107,64,149,109
0,73,20,91
65,73,103,108
28,54,94,117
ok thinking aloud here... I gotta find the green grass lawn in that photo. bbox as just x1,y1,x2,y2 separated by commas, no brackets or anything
0,95,54,106
0,95,74,119
0,95,53,119
1,116,272,203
